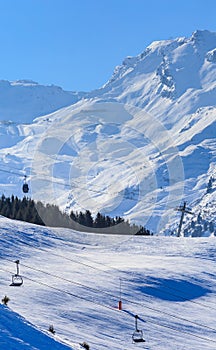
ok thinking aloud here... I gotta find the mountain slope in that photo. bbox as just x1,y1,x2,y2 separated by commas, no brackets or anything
92,30,216,116
0,30,216,234
0,304,74,350
0,79,85,123
0,216,216,349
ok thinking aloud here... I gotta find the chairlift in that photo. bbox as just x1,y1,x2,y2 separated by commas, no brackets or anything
10,260,23,287
22,175,29,193
132,315,145,344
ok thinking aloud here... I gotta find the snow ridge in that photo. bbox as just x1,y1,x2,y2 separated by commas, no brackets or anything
0,80,86,123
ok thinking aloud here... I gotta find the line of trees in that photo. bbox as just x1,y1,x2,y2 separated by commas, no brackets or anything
0,195,151,235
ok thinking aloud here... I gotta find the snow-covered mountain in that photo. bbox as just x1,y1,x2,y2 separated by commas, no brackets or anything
0,30,216,235
92,30,216,110
0,79,86,123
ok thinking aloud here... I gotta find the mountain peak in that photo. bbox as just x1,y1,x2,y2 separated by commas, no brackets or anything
191,29,216,39
190,29,216,49
11,79,39,86
98,29,216,103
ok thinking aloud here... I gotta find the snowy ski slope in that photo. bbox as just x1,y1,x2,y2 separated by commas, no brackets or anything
0,216,216,349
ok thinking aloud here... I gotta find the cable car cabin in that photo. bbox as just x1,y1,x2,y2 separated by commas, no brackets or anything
132,329,145,343
22,183,29,193
10,274,23,287
22,175,29,193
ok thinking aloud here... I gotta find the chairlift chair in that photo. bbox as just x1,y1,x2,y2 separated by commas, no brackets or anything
132,329,145,343
10,260,23,287
132,315,145,344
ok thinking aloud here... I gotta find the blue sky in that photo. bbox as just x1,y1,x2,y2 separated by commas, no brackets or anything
0,0,216,92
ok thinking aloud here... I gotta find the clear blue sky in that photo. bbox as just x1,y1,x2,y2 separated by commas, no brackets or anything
0,0,216,92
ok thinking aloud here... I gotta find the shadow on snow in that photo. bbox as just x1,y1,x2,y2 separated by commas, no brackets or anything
136,277,211,302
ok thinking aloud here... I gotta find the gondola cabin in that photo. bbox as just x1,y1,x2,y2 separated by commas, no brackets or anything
22,183,29,193
22,175,29,193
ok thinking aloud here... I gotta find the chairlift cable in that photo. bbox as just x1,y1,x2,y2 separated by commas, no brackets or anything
1,266,216,345
134,312,216,345
0,166,121,196
12,260,216,331
0,167,27,178
123,295,216,333
1,223,215,313
0,266,117,312
3,257,119,301
0,164,199,202
2,257,216,334
2,230,216,313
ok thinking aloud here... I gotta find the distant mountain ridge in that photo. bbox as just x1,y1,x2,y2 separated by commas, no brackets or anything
0,30,216,235
0,79,86,123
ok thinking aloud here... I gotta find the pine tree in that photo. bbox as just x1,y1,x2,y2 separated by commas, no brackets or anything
94,212,106,228
0,195,150,235
207,176,213,193
209,221,214,233
85,210,93,227
78,211,86,226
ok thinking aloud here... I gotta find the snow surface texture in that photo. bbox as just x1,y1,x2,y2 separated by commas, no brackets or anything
0,216,216,349
0,30,216,235
0,304,73,350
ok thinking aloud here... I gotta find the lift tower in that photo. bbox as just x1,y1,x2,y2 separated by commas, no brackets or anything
176,201,193,237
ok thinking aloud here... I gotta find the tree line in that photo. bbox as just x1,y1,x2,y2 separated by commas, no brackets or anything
0,195,151,235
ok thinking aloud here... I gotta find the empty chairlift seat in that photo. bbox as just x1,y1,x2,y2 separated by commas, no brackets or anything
10,260,23,287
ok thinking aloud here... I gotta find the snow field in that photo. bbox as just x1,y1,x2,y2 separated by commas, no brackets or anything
0,217,216,349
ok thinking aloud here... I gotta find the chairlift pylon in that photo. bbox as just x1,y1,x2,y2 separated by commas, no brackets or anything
132,315,145,344
10,260,23,287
